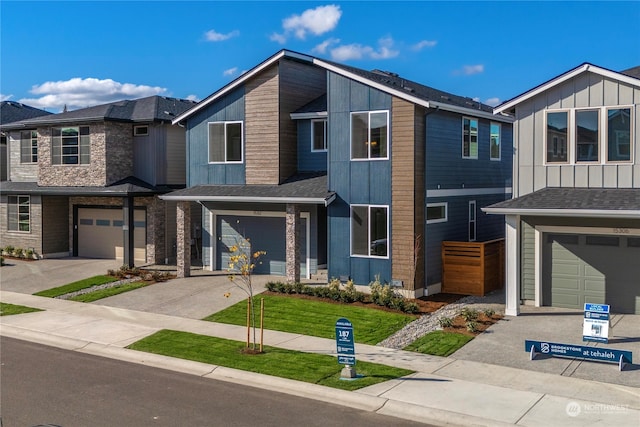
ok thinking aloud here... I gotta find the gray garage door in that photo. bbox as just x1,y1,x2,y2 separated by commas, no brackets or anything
216,215,306,276
78,208,146,263
544,233,640,314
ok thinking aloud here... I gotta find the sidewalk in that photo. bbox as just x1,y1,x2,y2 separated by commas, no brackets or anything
1,290,638,427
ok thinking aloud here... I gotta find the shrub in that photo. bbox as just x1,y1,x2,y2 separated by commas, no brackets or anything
4,245,14,255
402,301,419,314
466,321,479,333
13,248,24,258
0,256,4,266
483,308,495,318
460,307,479,322
438,316,453,328
25,248,34,259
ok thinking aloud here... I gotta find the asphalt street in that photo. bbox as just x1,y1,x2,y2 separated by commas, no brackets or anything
0,337,432,427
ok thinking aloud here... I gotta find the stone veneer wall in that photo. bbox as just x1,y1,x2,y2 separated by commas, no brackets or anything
7,131,39,182
68,196,166,264
0,194,43,254
105,122,134,185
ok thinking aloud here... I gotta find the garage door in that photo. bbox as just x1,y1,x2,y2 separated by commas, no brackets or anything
216,214,306,276
78,208,146,262
545,233,640,314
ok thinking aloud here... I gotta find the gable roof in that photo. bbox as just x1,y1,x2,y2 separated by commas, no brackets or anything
0,101,52,127
174,49,511,124
494,63,640,115
2,96,197,130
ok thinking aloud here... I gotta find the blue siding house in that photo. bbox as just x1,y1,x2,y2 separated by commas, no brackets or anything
163,50,513,297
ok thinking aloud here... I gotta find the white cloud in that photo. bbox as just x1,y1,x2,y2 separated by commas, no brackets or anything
186,94,200,102
0,93,13,101
204,29,239,42
19,77,167,111
269,32,287,44
412,40,437,51
223,67,238,77
460,64,484,75
275,4,341,43
484,97,501,107
312,38,340,55
330,37,399,61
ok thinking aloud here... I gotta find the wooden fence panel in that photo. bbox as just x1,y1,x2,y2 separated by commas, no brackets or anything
442,239,505,296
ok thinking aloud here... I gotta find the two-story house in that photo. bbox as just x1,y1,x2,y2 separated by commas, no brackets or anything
163,50,513,298
485,63,640,315
1,101,52,181
0,95,196,266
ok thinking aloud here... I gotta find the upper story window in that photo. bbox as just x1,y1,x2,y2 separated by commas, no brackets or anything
462,117,478,159
20,130,38,163
546,111,569,163
311,119,327,152
7,195,30,232
426,203,448,224
351,111,388,160
51,126,90,165
607,108,631,162
351,204,388,258
133,125,148,136
490,123,501,161
546,107,634,165
208,121,243,163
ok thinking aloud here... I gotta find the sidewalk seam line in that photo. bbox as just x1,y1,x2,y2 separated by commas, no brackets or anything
513,393,546,425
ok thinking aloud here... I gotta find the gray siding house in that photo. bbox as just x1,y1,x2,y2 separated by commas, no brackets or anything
164,50,513,298
0,96,196,265
485,63,640,315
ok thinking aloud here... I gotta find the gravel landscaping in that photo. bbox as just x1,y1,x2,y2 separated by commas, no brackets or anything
54,278,141,300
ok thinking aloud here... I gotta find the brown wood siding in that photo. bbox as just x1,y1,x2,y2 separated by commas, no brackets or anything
391,98,425,291
441,239,505,296
278,59,327,182
245,64,280,184
42,196,70,254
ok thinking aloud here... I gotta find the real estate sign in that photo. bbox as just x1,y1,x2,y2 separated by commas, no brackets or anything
583,303,610,343
335,317,356,365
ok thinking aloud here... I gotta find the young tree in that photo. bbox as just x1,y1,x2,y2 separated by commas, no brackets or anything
227,238,266,351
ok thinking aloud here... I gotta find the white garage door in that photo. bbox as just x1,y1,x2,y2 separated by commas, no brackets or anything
78,208,146,262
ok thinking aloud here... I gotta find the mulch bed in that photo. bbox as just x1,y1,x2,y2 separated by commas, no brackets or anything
443,312,504,337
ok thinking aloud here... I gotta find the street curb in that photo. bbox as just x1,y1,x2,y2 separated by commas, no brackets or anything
377,400,516,427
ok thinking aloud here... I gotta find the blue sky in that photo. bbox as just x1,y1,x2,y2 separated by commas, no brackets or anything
2,1,639,112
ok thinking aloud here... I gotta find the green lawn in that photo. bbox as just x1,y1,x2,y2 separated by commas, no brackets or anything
128,330,413,391
404,331,473,357
34,275,118,298
204,294,416,345
0,302,43,316
68,281,152,302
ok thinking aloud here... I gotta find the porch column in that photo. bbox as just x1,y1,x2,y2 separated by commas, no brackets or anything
177,201,191,278
122,196,135,268
285,203,300,283
505,214,520,316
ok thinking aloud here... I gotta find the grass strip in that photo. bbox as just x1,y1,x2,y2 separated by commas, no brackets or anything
204,294,415,345
127,330,413,391
34,275,118,298
0,302,43,316
69,281,152,302
404,330,473,357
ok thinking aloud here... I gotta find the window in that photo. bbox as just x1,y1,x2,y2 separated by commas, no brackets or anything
311,119,327,152
351,205,388,257
576,109,599,162
20,130,38,163
426,203,448,224
490,123,501,160
468,201,477,242
208,121,243,163
51,126,90,165
462,117,478,159
351,111,388,160
133,125,148,136
7,195,30,232
546,111,569,163
607,108,631,162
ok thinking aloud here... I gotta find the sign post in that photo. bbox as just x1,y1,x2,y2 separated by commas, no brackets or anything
583,303,610,343
335,317,356,378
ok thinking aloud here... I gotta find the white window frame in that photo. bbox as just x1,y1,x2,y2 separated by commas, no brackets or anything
207,121,244,164
20,130,38,163
462,117,479,159
468,200,477,242
350,204,389,259
7,195,30,232
426,202,448,224
544,106,635,166
490,122,501,161
311,119,327,152
350,110,389,161
133,125,149,136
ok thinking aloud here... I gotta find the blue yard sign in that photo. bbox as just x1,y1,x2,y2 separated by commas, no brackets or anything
335,317,356,365
525,340,633,371
583,303,610,343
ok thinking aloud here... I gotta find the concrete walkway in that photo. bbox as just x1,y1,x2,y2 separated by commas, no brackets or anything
2,290,639,427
